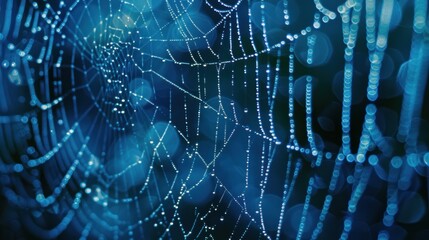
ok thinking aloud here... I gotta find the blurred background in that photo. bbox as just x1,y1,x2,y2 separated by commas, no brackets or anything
0,0,428,239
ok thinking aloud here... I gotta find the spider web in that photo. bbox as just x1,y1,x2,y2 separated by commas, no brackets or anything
0,0,428,239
